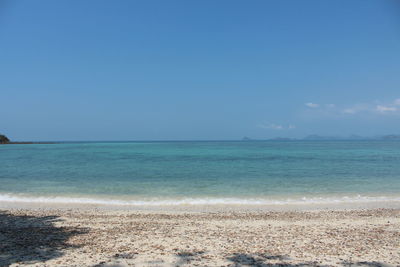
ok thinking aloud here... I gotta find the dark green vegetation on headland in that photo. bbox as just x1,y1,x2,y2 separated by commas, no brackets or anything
0,134,55,144
0,134,10,144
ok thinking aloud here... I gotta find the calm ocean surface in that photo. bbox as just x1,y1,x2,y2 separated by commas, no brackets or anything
1,141,400,205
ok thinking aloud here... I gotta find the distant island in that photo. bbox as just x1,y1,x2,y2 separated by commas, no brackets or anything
242,134,400,141
301,134,400,141
2,132,400,144
381,135,400,140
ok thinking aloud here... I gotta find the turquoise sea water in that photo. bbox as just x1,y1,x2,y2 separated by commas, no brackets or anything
0,141,400,205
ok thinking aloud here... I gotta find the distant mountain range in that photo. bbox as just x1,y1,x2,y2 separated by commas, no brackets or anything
303,134,400,140
242,135,400,141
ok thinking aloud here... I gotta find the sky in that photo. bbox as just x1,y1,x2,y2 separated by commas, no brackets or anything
1,0,400,141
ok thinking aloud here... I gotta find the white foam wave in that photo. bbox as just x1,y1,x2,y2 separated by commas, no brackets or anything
0,194,400,206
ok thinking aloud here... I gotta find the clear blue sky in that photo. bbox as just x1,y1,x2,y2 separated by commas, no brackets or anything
1,0,400,141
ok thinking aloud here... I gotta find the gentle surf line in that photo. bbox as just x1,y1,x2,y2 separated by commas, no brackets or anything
1,194,400,206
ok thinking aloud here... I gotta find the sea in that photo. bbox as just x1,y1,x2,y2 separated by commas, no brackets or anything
1,140,400,206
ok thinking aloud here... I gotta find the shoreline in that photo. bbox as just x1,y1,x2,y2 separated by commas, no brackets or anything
1,207,399,266
1,195,400,212
1,198,400,213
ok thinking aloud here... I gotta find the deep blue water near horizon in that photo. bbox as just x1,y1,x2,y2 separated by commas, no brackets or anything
1,140,400,205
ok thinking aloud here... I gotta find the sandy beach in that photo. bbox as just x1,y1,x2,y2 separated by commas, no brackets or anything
1,206,399,267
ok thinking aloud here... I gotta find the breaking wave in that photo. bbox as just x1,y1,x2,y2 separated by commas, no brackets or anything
0,193,400,206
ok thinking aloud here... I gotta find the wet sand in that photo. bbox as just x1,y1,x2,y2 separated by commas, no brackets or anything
1,206,399,267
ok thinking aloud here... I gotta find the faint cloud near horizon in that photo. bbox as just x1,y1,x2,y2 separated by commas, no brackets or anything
305,102,319,108
345,99,400,115
342,104,369,114
304,98,400,116
258,123,296,130
376,105,397,113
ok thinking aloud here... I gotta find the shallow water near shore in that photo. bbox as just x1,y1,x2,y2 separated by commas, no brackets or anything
1,140,400,206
